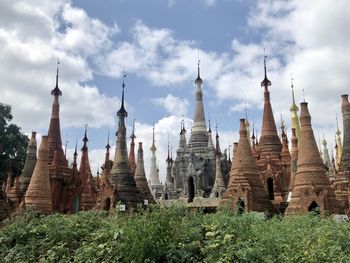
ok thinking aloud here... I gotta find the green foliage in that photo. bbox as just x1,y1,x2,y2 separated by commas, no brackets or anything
0,103,29,186
1,206,350,262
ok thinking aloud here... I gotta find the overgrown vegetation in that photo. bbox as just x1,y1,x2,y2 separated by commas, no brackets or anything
1,205,350,262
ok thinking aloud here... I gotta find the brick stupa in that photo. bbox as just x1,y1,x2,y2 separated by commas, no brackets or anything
256,56,288,205
128,119,137,176
24,136,53,214
134,142,155,204
222,119,276,213
79,127,96,210
285,102,339,214
109,77,142,210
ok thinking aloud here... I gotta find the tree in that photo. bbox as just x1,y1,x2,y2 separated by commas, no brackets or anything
0,103,28,196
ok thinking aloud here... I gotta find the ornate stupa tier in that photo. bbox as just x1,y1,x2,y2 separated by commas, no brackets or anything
188,61,208,149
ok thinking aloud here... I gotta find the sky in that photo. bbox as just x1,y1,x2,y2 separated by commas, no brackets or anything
1,0,350,182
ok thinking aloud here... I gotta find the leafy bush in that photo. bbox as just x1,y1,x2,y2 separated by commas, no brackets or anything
1,206,350,262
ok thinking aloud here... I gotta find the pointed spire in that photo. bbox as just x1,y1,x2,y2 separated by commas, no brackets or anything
166,140,171,163
104,132,111,175
290,76,301,141
73,139,78,168
260,53,271,90
195,59,202,84
150,126,157,152
51,59,62,97
82,124,88,151
117,73,128,117
208,113,212,133
129,119,137,176
215,124,221,155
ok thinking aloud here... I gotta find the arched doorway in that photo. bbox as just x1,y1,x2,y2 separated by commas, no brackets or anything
308,201,320,214
267,178,274,200
187,176,195,203
237,198,245,214
164,193,168,200
103,197,111,211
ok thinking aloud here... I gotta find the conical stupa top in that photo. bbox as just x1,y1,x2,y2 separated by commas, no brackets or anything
260,55,271,89
150,126,157,152
335,115,342,166
130,119,136,140
19,131,37,195
128,119,137,176
81,124,88,151
117,74,128,117
339,94,350,171
104,132,111,174
290,77,301,140
258,55,281,158
51,60,62,97
215,125,221,155
166,141,171,163
322,136,330,165
47,62,67,166
73,139,78,168
195,59,203,84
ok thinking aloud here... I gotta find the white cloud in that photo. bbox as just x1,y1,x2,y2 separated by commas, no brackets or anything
152,94,189,116
0,0,119,131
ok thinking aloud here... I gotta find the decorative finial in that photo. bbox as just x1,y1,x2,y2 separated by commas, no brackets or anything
117,71,128,116
208,112,211,133
302,88,305,102
51,59,62,96
82,124,88,149
64,135,69,158
130,118,136,140
106,131,111,150
195,58,202,84
261,51,271,89
251,123,256,140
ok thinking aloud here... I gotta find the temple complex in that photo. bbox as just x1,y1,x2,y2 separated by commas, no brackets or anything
1,58,350,219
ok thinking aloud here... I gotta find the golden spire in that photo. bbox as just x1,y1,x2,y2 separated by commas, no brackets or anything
289,76,300,141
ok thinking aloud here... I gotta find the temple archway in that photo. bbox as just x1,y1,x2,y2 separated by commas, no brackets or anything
308,201,320,214
187,176,195,203
237,198,245,214
267,177,274,200
103,197,111,211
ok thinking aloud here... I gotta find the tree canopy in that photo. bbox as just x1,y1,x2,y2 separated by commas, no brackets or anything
0,103,28,193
